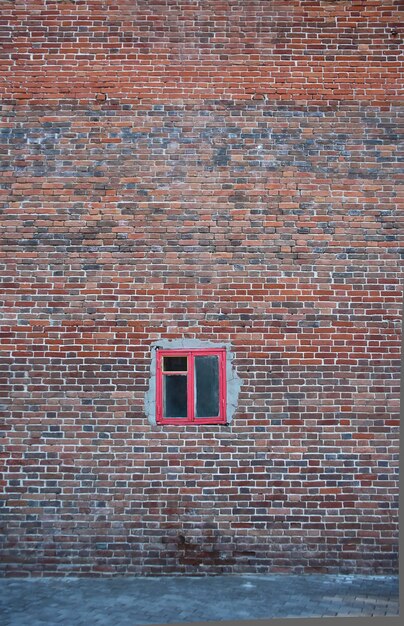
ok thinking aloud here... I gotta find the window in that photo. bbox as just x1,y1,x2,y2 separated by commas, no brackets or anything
156,348,226,424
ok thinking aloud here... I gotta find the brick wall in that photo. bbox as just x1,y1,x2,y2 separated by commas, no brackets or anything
0,0,401,575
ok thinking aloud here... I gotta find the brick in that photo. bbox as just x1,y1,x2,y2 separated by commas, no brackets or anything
0,0,400,577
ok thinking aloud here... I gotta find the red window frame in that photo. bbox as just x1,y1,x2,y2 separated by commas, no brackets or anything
156,348,226,425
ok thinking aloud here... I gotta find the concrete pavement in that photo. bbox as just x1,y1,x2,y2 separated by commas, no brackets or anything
0,573,399,625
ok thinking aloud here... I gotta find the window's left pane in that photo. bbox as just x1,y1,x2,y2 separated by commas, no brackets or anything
163,356,187,372
163,375,187,418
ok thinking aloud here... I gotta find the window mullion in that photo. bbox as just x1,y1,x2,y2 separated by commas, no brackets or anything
188,352,195,421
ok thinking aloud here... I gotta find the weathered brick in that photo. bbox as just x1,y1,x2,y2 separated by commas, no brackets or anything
0,0,400,577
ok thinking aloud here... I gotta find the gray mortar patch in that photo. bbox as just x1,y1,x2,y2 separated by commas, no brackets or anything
144,339,243,426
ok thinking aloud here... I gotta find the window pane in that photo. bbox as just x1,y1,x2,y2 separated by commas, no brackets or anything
195,355,219,418
163,356,187,372
163,375,187,418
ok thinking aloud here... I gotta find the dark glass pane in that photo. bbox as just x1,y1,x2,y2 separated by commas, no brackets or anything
195,355,219,418
163,356,187,372
163,375,187,418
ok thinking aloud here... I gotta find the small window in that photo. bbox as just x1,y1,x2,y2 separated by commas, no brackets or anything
156,348,226,424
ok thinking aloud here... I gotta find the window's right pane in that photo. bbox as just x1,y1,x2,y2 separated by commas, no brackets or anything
195,355,219,418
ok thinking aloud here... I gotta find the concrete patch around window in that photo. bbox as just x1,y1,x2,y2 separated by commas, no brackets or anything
144,339,243,426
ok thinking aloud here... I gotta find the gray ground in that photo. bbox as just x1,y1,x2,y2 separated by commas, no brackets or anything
0,573,399,626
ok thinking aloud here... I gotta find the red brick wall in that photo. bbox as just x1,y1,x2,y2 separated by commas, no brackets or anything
1,0,401,575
